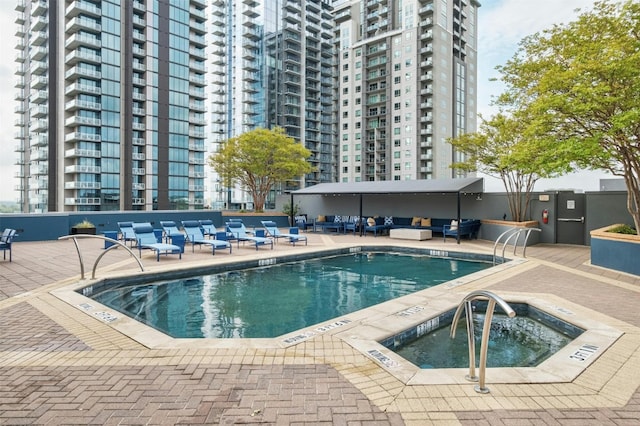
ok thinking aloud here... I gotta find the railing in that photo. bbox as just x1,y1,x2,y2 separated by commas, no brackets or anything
58,234,144,280
492,227,541,265
450,290,516,394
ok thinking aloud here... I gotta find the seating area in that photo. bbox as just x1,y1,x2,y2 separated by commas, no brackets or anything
261,221,307,246
132,224,182,262
226,221,274,250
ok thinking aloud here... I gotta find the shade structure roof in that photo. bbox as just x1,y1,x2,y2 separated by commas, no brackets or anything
291,177,484,195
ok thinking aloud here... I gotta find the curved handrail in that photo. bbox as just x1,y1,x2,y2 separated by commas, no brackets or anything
58,234,144,280
492,227,541,265
450,290,516,394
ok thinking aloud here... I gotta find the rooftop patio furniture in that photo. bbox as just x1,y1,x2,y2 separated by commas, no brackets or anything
181,221,232,255
226,221,273,250
261,221,307,246
132,224,182,262
0,228,17,262
117,221,138,246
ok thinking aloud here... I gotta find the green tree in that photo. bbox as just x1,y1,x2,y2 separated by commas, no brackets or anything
495,0,640,230
450,113,570,221
209,127,314,212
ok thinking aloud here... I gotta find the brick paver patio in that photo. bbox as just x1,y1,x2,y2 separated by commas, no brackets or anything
1,233,638,425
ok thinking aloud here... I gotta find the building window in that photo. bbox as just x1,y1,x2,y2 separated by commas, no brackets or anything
394,89,401,97
342,166,348,173
343,144,349,151
394,139,401,147
343,51,349,59
394,63,401,71
342,134,348,140
394,163,401,171
342,155,348,162
343,76,349,82
394,127,401,135
394,116,401,123
343,88,349,94
394,102,401,110
394,76,401,84
343,63,349,70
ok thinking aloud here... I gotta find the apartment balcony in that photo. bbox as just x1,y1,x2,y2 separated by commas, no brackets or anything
132,46,146,57
189,88,205,99
189,48,206,59
189,60,205,72
65,115,101,127
188,115,206,125
133,1,145,12
65,131,101,143
30,149,47,161
133,31,145,42
420,71,433,82
66,1,101,18
188,129,205,138
132,152,145,161
30,119,48,132
30,60,48,75
420,100,433,109
30,15,48,32
132,183,145,191
132,15,146,28
30,134,48,146
132,168,145,175
65,181,101,190
31,30,47,46
65,98,101,112
132,91,145,101
64,148,101,158
132,76,146,86
420,17,433,28
188,157,205,165
31,105,48,119
189,74,206,86
190,33,206,47
30,46,48,61
132,198,146,205
64,197,101,205
421,30,433,41
65,164,101,174
65,66,101,80
420,113,433,123
132,122,146,131
29,194,49,205
65,50,101,65
420,46,433,55
65,17,101,33
30,164,49,175
189,171,205,178
65,32,101,50
132,137,145,146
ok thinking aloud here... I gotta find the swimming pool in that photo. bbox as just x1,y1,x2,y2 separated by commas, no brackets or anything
83,249,492,339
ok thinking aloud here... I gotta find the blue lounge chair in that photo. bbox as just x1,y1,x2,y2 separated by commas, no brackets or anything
0,228,17,262
260,221,307,246
181,220,232,255
117,221,137,247
226,221,273,250
160,221,183,241
132,224,182,262
198,220,217,238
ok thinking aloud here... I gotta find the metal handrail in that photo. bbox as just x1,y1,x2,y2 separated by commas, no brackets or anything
59,234,144,280
450,290,516,394
492,227,541,265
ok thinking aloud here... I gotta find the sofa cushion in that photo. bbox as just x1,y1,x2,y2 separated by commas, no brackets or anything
420,218,432,227
411,216,422,226
367,217,375,226
317,215,326,222
450,220,458,231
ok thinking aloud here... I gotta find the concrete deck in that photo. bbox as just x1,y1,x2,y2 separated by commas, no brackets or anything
1,232,639,425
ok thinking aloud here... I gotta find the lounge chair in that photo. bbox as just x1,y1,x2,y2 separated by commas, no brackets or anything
132,224,182,261
117,221,138,246
260,221,307,246
226,221,273,250
181,220,232,255
198,219,217,238
0,228,17,262
160,221,183,241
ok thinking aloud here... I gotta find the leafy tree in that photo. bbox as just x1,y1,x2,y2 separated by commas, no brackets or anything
450,113,570,221
209,127,314,212
495,0,640,230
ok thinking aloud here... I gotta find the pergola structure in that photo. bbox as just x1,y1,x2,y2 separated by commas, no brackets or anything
289,177,484,242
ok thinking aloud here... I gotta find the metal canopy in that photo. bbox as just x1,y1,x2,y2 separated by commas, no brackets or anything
291,177,484,195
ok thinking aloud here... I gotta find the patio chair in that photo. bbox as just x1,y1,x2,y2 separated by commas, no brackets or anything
117,221,138,247
226,221,273,250
160,221,183,241
132,224,182,262
198,219,217,238
260,221,307,246
181,220,232,255
0,229,17,262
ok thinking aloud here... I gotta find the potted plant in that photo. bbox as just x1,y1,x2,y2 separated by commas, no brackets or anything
71,219,97,235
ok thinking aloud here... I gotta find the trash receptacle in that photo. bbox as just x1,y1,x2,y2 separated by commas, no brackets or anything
103,231,118,249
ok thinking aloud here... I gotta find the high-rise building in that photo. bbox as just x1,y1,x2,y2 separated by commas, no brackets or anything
208,0,337,210
334,0,479,182
14,0,208,212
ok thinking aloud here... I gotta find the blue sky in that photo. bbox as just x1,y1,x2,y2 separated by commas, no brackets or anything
0,0,616,201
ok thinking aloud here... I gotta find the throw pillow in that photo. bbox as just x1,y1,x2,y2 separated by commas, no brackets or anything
420,218,432,227
411,216,422,226
367,217,375,227
450,220,458,231
384,216,393,225
317,215,326,222
334,215,342,223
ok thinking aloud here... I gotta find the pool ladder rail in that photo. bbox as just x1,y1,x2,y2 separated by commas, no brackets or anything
493,227,541,265
450,290,516,394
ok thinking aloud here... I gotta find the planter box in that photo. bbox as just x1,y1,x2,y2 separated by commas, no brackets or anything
590,225,640,276
71,227,97,235
479,219,540,245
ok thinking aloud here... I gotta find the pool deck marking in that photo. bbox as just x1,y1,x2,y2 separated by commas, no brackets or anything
2,235,640,424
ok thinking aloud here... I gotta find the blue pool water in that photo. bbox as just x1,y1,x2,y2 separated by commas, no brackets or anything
90,251,490,338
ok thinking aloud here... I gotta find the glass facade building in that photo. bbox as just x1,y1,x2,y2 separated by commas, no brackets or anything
334,0,479,182
14,0,207,212
208,0,337,210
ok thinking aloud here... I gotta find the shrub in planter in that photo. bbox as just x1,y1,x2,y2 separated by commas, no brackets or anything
71,219,96,235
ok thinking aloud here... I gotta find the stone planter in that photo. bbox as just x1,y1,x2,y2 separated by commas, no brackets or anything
479,219,540,245
590,225,640,276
